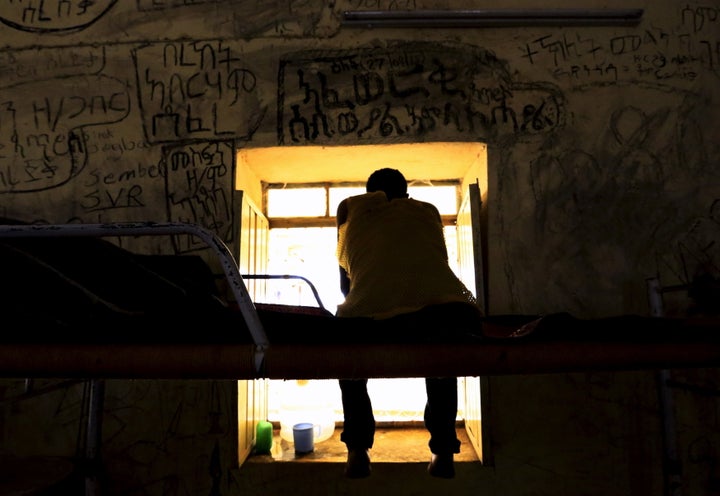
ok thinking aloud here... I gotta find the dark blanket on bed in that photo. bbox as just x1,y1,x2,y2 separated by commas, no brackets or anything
0,218,717,350
0,220,248,344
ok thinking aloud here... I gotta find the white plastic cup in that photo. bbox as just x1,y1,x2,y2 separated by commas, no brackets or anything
293,422,318,453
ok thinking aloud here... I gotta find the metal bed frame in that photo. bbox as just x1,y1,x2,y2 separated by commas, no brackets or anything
0,221,719,381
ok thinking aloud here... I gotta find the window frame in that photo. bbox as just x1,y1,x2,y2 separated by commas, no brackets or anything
263,180,461,228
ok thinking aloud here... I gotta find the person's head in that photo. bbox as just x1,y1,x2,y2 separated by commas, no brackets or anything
366,168,408,200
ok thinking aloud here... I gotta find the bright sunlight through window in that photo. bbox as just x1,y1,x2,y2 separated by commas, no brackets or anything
264,182,462,423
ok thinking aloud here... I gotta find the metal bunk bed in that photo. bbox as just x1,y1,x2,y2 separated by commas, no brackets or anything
0,221,718,381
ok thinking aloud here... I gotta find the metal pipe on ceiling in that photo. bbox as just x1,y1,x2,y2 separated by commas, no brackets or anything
341,9,644,28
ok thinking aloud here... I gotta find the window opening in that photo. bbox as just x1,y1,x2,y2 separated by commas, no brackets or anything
262,183,463,424
238,141,489,462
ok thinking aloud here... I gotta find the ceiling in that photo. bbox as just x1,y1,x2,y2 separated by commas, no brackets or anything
238,142,485,184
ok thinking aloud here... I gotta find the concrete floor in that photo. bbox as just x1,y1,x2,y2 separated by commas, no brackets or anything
238,424,489,496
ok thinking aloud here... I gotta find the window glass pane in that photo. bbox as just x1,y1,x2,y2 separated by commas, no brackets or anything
329,186,366,215
267,188,326,217
408,185,457,215
265,184,458,217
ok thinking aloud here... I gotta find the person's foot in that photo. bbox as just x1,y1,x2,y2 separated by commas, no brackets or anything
427,453,455,479
344,449,371,478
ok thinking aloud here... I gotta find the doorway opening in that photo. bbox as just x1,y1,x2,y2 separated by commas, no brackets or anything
237,141,489,461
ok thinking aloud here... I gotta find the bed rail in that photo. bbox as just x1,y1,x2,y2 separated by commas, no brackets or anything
242,273,328,311
0,221,269,373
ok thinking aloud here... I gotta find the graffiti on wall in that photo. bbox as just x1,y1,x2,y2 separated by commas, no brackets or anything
278,42,565,145
134,41,265,144
0,0,118,33
0,73,130,193
0,40,249,240
163,140,235,253
524,5,720,84
499,3,720,317
0,0,331,39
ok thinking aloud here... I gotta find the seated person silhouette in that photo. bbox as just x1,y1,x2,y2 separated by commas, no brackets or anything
335,168,483,479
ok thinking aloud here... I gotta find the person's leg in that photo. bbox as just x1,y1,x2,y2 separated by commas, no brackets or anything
424,376,460,478
339,378,374,477
339,378,375,449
